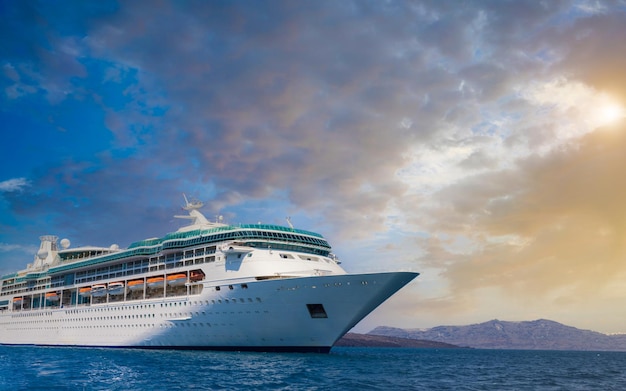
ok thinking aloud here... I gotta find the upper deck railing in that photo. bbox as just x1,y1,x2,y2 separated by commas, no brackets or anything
47,225,330,275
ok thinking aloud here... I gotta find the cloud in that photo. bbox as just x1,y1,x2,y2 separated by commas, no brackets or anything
103,2,573,225
553,8,626,100
4,2,584,229
0,178,30,192
0,242,34,253
412,122,626,322
2,0,626,331
70,1,458,237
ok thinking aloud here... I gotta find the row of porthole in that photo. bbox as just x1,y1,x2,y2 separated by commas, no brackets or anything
4,324,156,329
2,314,157,325
8,298,264,323
63,294,261,313
160,322,223,327
283,281,368,290
162,310,267,317
73,313,157,321
9,311,53,318
277,280,374,291
60,324,157,329
10,291,263,318
1,309,274,327
66,304,158,314
3,307,271,325
5,321,246,331
283,282,348,290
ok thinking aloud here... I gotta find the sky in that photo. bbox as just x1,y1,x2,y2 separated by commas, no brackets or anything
2,0,626,334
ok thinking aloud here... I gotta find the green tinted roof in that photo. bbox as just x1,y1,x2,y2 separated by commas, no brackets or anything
47,224,330,275
128,224,323,249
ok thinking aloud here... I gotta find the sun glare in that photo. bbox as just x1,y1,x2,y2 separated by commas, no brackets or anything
598,103,626,125
523,80,626,135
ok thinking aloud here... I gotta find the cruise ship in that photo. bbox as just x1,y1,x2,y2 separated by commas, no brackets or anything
0,196,418,352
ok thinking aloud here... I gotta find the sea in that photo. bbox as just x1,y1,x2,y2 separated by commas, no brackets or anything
1,346,625,390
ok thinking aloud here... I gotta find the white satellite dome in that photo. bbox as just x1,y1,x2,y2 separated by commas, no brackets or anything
60,238,71,249
37,250,48,259
110,244,120,250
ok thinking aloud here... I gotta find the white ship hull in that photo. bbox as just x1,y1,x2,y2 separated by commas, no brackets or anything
0,272,416,352
0,197,419,352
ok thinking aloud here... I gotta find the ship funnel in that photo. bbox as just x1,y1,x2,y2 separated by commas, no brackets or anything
32,235,59,269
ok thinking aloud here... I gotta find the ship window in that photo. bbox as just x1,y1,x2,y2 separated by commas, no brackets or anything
306,304,328,318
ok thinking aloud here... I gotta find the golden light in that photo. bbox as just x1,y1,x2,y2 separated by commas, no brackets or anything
523,80,626,134
595,101,626,126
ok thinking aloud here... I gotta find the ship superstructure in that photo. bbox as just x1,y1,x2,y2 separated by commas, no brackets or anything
0,197,418,352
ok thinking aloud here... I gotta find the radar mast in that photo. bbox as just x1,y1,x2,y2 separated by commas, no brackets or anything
182,193,204,211
175,194,223,231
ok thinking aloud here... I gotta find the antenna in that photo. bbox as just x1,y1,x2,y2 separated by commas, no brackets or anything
182,193,204,211
286,216,294,229
174,194,213,229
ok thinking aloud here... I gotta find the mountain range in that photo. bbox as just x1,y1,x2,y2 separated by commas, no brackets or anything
359,319,626,351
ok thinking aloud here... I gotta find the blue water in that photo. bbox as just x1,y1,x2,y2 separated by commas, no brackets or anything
1,346,625,390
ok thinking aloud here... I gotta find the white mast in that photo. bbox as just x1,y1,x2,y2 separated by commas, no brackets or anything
174,194,225,231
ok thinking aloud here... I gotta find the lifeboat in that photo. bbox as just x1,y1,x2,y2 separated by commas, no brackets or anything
127,279,145,291
147,276,165,289
79,287,92,297
108,282,126,295
45,292,60,302
13,297,23,305
190,270,204,282
166,273,187,287
91,284,107,297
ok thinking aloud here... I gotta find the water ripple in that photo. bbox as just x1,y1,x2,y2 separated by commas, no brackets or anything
1,346,626,391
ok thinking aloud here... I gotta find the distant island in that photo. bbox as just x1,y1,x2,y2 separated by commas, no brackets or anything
336,319,626,351
334,333,461,348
